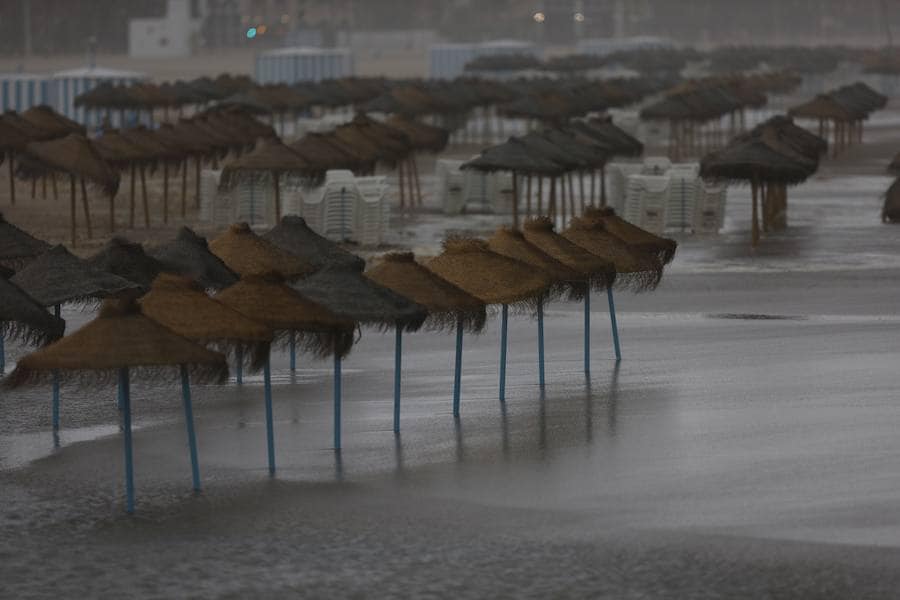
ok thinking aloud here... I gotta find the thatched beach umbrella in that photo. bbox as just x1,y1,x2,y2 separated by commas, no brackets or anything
0,276,65,373
92,130,150,232
586,206,678,266
216,274,355,470
0,116,33,206
2,294,228,513
883,177,900,224
264,215,365,274
21,105,85,139
210,222,313,280
86,237,164,291
19,134,120,246
294,266,427,446
149,227,239,290
120,126,187,226
366,252,486,432
11,244,140,432
219,138,317,223
0,212,51,270
140,273,273,374
521,216,618,371
290,132,373,174
427,237,553,409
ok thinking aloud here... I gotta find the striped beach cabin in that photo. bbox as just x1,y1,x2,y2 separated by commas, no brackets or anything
0,73,51,113
255,47,354,84
51,66,146,129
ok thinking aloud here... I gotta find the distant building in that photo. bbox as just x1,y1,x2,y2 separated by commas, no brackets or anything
129,0,203,58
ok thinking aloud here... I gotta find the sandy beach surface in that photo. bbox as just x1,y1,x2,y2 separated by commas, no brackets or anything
3,104,900,597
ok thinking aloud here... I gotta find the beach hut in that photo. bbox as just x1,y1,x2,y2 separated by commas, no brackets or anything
427,237,553,408
0,73,51,114
86,237,164,291
149,227,239,290
10,244,139,433
0,276,65,373
294,267,427,447
215,273,355,471
218,138,318,224
0,212,50,269
18,134,120,246
264,215,365,274
366,252,487,432
255,47,354,85
2,294,228,513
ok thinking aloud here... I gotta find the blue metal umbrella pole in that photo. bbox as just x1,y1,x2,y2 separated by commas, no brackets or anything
334,351,342,450
537,298,545,388
180,365,201,492
289,332,296,372
584,292,591,375
607,287,622,361
118,367,136,514
499,304,508,402
235,346,243,384
263,353,275,476
452,319,464,418
393,324,402,434
51,304,61,431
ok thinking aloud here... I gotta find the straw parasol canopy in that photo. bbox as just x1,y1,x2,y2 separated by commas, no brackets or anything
263,215,365,272
215,273,355,358
10,245,140,307
462,138,566,176
290,132,374,173
521,217,616,292
700,133,817,186
487,227,588,300
21,105,85,138
0,276,66,347
210,222,314,280
889,151,900,175
140,273,273,371
149,227,239,290
0,212,51,269
294,266,428,333
563,215,663,291
2,293,228,389
426,237,553,309
883,177,900,223
85,237,164,291
585,206,678,265
0,115,33,153
366,252,486,333
385,116,450,153
20,134,120,196
218,136,317,189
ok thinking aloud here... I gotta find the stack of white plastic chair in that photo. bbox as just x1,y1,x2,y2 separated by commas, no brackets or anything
607,163,642,214
462,170,492,212
622,175,646,225
198,169,223,224
321,170,360,243
488,172,514,215
436,159,466,214
355,175,390,246
665,171,698,232
623,174,670,234
693,181,728,234
300,185,326,233
233,179,274,228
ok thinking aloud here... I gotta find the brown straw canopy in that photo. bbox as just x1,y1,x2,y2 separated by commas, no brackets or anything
487,227,588,300
20,134,120,196
366,252,487,333
210,222,314,280
85,237,165,291
521,217,616,292
563,215,663,291
149,227,239,290
294,267,428,332
2,294,229,389
0,276,66,347
585,206,678,265
215,273,355,358
140,273,273,371
21,105,86,138
0,212,51,270
426,237,553,309
263,215,365,272
10,245,140,307
219,137,318,190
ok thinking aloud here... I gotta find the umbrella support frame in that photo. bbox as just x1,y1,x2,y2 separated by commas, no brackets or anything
537,298,545,388
393,325,402,434
452,319,463,419
499,304,508,402
264,355,275,476
180,365,201,492
607,288,621,361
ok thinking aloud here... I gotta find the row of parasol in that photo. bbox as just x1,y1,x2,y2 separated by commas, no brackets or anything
0,207,676,514
787,82,888,157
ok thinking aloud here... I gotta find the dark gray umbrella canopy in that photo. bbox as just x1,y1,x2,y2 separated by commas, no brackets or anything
10,245,140,307
462,138,565,176
0,276,65,346
568,118,644,157
86,238,165,292
263,216,365,273
293,266,428,332
700,135,817,185
149,227,239,290
539,129,610,168
516,132,587,170
0,213,51,270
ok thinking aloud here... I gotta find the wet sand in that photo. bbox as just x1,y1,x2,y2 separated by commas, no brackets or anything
3,111,900,597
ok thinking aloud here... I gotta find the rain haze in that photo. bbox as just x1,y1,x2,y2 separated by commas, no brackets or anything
2,1,900,598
